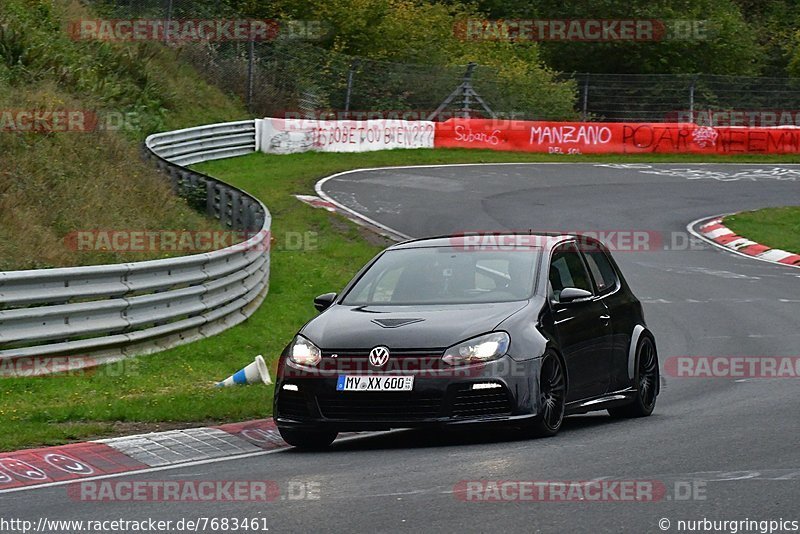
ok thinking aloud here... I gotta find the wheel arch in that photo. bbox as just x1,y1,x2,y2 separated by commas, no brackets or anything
627,325,659,394
544,344,569,396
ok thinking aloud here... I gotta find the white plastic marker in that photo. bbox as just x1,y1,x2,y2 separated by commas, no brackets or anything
216,355,272,387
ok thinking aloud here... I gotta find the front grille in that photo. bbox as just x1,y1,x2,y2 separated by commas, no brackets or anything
321,348,447,372
316,392,444,420
277,390,311,419
451,386,513,418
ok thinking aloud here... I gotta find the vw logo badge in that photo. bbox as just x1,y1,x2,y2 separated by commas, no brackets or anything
369,346,390,367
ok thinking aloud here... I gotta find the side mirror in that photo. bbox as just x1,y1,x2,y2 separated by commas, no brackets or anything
313,292,337,312
558,287,593,304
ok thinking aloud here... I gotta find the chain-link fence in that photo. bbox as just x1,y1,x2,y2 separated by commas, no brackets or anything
571,73,800,123
83,0,800,125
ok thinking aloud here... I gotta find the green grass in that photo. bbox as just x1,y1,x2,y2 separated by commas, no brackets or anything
724,207,800,254
4,148,800,451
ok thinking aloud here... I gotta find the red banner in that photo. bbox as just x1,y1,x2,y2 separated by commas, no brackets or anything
434,119,800,154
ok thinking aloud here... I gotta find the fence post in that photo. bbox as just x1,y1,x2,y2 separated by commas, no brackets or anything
344,60,360,119
163,0,173,44
428,62,493,121
460,62,477,118
246,40,255,113
581,74,590,121
689,75,697,123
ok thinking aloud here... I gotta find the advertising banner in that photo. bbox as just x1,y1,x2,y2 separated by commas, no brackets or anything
434,119,800,155
257,118,435,154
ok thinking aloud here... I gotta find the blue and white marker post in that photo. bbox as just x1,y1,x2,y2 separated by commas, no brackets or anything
216,355,272,387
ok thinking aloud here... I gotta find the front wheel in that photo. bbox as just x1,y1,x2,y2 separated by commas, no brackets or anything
609,336,658,418
523,352,566,438
278,428,337,450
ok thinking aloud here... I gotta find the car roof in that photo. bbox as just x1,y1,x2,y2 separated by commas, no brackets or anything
388,232,591,251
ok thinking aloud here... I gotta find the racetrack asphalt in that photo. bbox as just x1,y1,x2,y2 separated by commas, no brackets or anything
4,163,799,533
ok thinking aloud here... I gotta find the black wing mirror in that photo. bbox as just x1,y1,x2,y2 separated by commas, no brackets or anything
558,287,593,303
313,292,337,312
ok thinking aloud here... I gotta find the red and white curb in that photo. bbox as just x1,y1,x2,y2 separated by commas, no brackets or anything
693,216,800,268
0,419,289,493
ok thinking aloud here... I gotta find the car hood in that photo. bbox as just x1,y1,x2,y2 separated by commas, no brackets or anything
300,301,530,349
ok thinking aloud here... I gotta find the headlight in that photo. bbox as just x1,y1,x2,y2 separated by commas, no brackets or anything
288,335,322,366
442,332,510,366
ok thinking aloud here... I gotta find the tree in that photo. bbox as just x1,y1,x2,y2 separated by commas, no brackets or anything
488,0,763,75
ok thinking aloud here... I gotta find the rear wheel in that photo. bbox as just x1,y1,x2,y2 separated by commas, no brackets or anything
609,336,658,418
523,352,566,438
278,428,337,450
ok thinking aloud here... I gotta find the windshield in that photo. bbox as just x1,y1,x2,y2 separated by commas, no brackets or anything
342,246,540,305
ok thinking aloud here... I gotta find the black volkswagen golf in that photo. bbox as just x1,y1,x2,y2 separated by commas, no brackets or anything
273,233,658,448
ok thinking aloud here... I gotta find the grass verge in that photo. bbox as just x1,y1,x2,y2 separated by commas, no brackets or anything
724,207,800,254
2,149,800,451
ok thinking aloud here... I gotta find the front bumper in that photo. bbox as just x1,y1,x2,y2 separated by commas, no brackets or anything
273,356,541,432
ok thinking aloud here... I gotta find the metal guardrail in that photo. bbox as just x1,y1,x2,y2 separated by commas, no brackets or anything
0,120,270,375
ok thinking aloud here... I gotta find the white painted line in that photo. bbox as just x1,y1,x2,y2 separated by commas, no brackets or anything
315,169,414,241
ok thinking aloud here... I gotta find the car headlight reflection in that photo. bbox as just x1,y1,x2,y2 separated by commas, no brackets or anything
442,332,510,365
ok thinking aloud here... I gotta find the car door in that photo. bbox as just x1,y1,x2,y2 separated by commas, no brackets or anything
581,240,637,393
549,242,614,402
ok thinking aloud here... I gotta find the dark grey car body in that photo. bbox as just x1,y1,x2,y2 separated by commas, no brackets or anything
273,233,658,438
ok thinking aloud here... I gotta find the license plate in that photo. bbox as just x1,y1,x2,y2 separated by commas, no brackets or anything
336,375,414,392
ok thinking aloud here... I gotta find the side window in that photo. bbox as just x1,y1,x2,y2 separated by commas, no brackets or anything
549,242,593,301
583,245,619,295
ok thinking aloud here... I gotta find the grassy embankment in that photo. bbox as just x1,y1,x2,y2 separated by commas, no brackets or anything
0,0,245,270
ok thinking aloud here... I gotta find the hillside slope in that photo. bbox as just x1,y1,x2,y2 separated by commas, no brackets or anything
0,0,247,269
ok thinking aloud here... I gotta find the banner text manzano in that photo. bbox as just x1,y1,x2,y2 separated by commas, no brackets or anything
435,119,800,155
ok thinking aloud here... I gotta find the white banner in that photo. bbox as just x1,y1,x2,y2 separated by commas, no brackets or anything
256,118,435,154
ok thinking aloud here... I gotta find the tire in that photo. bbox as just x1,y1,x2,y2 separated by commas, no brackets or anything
523,351,566,438
278,428,337,450
608,336,658,418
